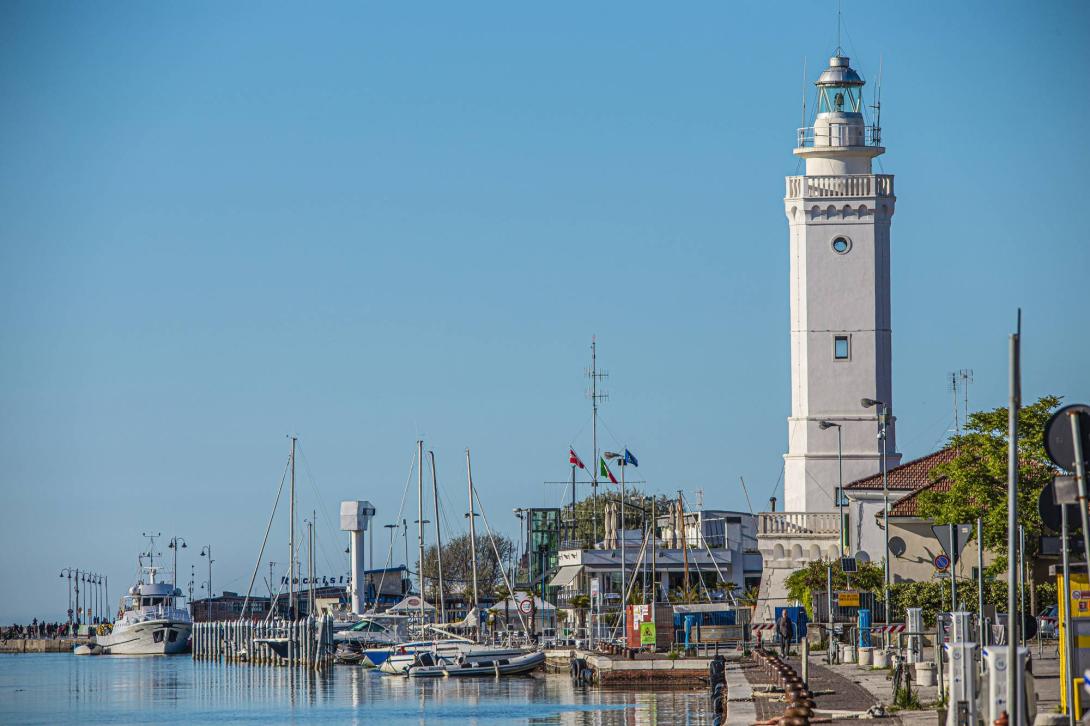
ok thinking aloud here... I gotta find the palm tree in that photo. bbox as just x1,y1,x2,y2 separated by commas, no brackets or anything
568,594,591,631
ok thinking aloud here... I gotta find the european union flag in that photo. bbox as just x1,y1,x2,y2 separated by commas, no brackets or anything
624,449,638,467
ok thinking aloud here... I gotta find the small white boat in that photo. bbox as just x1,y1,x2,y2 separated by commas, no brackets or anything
407,649,545,677
378,641,529,674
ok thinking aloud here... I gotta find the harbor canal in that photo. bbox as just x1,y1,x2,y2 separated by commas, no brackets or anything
0,653,722,725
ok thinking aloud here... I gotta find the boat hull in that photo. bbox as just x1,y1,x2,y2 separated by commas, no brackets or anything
380,645,529,675
408,650,545,678
94,620,191,655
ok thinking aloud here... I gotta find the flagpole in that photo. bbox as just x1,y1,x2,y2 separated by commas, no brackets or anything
620,459,627,615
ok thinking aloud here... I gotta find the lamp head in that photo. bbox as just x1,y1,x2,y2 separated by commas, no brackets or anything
818,421,838,430
860,398,883,409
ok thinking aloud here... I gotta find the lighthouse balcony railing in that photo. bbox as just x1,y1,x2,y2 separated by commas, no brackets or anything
758,512,840,537
786,174,894,199
796,124,882,149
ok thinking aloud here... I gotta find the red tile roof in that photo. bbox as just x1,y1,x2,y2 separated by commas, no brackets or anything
888,478,951,517
843,447,957,491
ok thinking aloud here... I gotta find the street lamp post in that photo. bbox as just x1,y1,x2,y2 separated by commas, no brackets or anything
60,569,74,632
513,509,527,582
383,524,399,593
168,537,188,595
819,421,845,556
200,546,213,620
861,398,891,624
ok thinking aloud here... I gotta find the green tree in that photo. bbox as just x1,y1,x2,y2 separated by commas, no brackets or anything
419,533,515,600
567,488,675,547
784,559,885,617
916,395,1060,570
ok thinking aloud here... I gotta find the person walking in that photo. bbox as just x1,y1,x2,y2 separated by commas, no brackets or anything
776,610,793,657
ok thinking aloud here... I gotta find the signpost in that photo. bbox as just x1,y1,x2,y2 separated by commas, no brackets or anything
838,591,861,608
933,523,972,612
1046,405,1090,590
640,621,656,646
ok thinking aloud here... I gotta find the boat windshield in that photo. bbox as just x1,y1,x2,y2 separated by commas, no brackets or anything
350,620,389,633
140,596,170,607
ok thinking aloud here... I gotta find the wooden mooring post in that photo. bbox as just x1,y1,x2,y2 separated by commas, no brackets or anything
191,614,334,670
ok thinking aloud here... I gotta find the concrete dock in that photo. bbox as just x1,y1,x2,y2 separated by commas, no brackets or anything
0,638,83,653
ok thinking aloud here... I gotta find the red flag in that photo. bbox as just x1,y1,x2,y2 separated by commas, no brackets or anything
569,448,585,469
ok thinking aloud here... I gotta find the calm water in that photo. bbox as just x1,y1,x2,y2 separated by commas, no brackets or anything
0,654,716,725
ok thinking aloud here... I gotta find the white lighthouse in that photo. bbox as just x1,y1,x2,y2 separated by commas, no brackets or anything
782,54,902,515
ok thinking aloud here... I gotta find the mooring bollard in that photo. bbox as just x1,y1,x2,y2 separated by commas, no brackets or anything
709,654,726,725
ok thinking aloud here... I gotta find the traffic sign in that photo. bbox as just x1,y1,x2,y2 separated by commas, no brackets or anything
932,523,973,564
518,598,533,615
837,591,861,608
934,553,951,571
1045,404,1090,472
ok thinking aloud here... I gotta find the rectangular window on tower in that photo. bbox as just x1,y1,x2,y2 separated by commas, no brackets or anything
833,335,850,360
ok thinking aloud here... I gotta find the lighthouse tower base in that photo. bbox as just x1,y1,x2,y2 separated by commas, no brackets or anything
753,512,841,622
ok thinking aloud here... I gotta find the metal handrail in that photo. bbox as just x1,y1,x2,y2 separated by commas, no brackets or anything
797,124,882,148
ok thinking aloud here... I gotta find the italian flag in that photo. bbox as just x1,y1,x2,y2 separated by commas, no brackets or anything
600,458,618,484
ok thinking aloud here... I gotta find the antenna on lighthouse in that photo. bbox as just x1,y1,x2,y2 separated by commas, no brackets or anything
836,0,842,53
801,57,808,130
871,55,884,144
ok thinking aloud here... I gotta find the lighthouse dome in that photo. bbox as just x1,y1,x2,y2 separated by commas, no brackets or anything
817,55,864,86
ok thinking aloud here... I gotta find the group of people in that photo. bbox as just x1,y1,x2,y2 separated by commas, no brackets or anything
2,620,71,640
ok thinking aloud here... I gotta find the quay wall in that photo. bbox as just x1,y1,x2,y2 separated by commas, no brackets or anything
545,648,723,686
0,639,81,653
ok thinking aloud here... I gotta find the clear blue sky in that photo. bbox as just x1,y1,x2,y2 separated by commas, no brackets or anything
2,1,1087,622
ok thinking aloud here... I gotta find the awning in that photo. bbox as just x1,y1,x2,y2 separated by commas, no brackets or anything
548,566,582,588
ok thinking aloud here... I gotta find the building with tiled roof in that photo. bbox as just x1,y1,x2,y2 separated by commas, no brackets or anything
841,447,956,568
843,447,957,492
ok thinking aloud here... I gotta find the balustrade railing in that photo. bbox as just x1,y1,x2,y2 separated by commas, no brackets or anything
758,512,839,535
785,174,893,199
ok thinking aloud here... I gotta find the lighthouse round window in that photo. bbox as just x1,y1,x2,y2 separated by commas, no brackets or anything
832,236,851,254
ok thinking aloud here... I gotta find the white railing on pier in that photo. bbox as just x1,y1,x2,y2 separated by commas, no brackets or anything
758,512,840,536
785,174,894,199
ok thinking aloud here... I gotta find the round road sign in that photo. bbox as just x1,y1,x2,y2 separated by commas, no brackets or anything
518,599,533,614
934,554,951,571
1045,404,1090,472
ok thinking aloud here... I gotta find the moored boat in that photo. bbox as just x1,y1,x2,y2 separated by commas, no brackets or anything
407,649,545,677
88,538,192,656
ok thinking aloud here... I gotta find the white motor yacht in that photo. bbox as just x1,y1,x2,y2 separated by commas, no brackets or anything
91,543,191,655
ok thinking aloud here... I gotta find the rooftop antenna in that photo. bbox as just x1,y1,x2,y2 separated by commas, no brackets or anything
695,488,704,510
959,369,974,427
949,372,961,438
586,337,609,547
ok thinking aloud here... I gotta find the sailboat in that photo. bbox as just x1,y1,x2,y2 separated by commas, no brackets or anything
374,445,537,675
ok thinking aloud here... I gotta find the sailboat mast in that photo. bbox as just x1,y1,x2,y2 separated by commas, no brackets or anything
465,448,480,619
308,513,315,616
417,440,425,626
289,435,297,619
429,450,446,623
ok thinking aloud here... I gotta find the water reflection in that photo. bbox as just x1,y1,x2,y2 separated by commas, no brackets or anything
1,654,716,725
